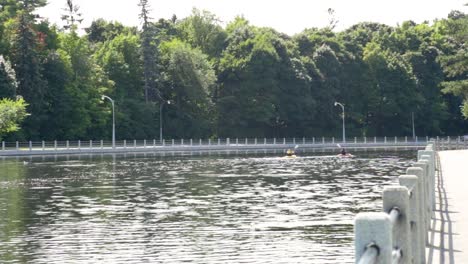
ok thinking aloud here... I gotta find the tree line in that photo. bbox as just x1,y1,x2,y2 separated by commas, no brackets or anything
0,0,467,141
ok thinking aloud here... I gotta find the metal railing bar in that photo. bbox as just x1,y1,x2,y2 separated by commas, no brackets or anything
392,248,402,264
358,243,379,264
388,207,401,225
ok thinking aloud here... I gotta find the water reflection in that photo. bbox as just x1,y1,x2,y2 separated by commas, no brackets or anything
0,151,415,263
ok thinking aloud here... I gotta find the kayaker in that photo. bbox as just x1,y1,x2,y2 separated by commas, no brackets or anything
340,148,346,155
286,149,295,157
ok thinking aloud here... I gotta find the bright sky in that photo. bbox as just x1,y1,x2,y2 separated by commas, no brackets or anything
38,0,468,35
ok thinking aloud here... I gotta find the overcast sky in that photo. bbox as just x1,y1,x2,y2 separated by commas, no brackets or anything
38,0,468,35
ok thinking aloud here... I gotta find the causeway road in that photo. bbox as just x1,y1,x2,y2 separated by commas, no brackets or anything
427,150,468,263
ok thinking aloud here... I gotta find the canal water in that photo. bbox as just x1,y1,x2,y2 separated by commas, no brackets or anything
0,151,416,263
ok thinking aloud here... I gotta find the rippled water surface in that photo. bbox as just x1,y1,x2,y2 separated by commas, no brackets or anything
0,151,416,263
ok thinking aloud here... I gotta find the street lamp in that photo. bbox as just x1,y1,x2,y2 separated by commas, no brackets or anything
102,95,115,149
334,101,345,143
160,100,171,142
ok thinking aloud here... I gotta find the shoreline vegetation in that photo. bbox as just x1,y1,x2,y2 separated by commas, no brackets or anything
0,1,467,141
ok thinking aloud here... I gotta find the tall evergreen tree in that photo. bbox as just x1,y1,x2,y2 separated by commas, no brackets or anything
138,0,159,103
61,0,83,31
11,0,47,138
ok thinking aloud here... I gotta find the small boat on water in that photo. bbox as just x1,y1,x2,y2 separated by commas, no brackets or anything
337,153,354,158
284,148,297,158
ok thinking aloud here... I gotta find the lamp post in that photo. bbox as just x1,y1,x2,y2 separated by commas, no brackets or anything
160,100,171,142
102,95,115,149
334,101,345,143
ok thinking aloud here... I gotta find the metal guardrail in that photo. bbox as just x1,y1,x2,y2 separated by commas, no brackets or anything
0,136,454,157
355,143,436,263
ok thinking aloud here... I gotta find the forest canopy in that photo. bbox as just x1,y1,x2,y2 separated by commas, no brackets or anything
0,1,467,141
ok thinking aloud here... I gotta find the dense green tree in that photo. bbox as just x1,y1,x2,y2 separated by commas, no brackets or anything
0,97,28,139
0,55,16,98
177,8,227,59
363,42,421,135
159,39,216,138
85,19,130,43
438,11,468,118
53,30,111,139
95,32,159,139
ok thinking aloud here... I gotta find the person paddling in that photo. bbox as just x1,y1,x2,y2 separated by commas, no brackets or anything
340,148,346,155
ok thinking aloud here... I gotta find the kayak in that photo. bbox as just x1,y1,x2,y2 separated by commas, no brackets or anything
284,155,297,158
337,154,354,158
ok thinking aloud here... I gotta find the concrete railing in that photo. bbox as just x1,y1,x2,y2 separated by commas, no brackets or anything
0,136,441,157
355,143,436,264
436,136,468,150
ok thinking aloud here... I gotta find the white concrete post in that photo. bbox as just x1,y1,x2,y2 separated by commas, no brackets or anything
413,162,432,226
227,138,230,145
312,137,315,144
190,139,193,146
78,140,81,150
245,138,247,145
124,140,127,149
134,139,137,149
153,139,156,147
409,165,430,241
29,141,32,151
395,136,397,144
236,138,238,145
399,175,424,264
384,136,387,143
143,139,146,148
2,141,5,151
383,186,411,264
181,139,185,145
303,137,305,144
217,138,220,145
200,139,202,145
273,138,276,144
16,141,19,150
283,138,286,144
374,137,377,143
172,139,174,146
332,137,335,144
264,138,266,145
420,156,434,218
163,139,165,146
66,140,69,150
90,140,93,149
418,150,435,210
322,137,325,144
42,141,45,151
293,137,296,144
209,139,211,145
364,137,367,143
101,140,103,149
255,138,257,145
355,212,392,264
405,136,408,143
354,137,357,144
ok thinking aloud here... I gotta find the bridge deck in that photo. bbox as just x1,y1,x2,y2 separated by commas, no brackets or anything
427,150,468,263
